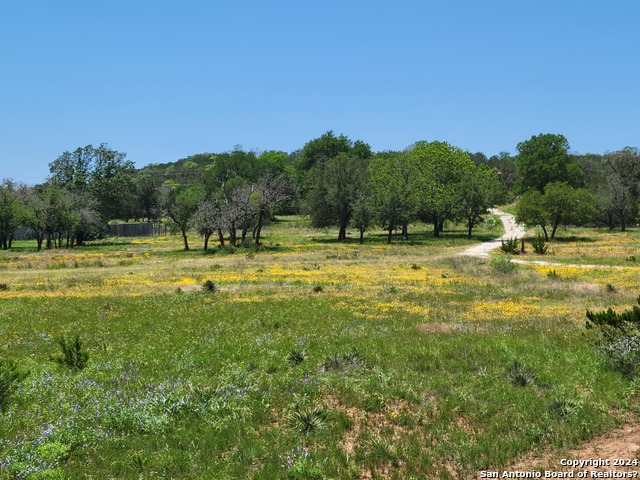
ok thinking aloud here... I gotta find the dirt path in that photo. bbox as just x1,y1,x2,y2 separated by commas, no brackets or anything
459,209,526,257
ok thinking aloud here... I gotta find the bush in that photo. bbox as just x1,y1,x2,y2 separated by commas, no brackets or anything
499,237,520,254
529,234,548,255
53,334,89,371
489,256,518,274
586,296,640,378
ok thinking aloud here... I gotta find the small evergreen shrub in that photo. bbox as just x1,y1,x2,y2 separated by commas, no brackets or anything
53,334,89,371
499,237,520,254
0,357,25,411
529,234,548,255
586,296,640,378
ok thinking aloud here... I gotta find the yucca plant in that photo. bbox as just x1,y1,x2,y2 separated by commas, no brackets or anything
202,280,218,293
529,234,548,255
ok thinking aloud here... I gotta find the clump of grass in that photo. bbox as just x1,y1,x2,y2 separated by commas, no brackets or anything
411,263,421,270
202,280,218,293
605,283,617,293
289,407,329,434
365,437,400,467
0,357,25,411
627,255,637,263
499,237,520,254
287,348,307,366
506,360,535,387
53,334,89,371
0,283,8,291
312,285,323,293
489,256,517,274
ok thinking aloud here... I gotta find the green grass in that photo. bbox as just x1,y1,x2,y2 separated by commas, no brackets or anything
0,216,637,479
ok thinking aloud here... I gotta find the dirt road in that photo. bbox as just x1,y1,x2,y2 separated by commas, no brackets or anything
459,209,526,257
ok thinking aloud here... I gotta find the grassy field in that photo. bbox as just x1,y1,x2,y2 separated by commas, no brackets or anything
0,216,638,479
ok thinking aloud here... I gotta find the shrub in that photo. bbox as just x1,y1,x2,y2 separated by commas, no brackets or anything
53,334,89,371
0,283,8,291
0,357,25,411
499,237,520,254
586,296,640,378
489,256,518,274
411,263,421,270
312,285,323,293
202,280,218,294
529,234,548,255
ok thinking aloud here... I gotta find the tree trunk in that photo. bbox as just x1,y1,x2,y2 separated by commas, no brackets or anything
387,227,393,244
550,222,559,240
620,209,626,232
467,219,473,240
204,231,211,251
254,211,264,245
401,223,408,240
433,223,440,237
540,225,548,241
241,228,248,246
181,228,190,251
36,233,43,252
338,225,347,242
217,229,225,247
76,231,85,247
229,225,237,247
359,227,364,244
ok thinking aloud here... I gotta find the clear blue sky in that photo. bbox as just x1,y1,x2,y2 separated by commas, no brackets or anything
1,1,638,184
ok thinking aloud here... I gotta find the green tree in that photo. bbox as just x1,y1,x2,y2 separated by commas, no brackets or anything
515,134,583,193
459,164,501,239
0,180,25,250
49,144,135,239
604,147,640,232
369,151,419,243
516,182,596,240
307,152,369,241
163,184,205,251
409,141,474,237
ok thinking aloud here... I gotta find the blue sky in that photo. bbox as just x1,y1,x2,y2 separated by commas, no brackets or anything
1,1,638,184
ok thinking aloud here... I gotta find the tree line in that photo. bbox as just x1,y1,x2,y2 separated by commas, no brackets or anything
0,132,638,251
